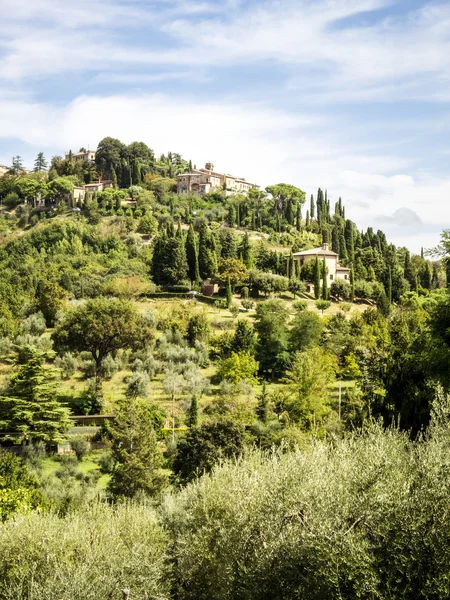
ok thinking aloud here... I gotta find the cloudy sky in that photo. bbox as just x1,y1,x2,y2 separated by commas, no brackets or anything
1,0,449,251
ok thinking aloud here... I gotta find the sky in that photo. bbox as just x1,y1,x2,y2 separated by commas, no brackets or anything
1,0,449,251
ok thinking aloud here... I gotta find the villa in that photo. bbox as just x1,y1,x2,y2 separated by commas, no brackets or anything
177,162,259,196
293,243,351,283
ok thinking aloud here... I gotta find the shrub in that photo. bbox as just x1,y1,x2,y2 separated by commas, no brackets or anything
0,504,169,600
70,435,90,461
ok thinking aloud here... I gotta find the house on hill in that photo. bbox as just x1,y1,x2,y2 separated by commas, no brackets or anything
293,243,350,284
177,162,259,196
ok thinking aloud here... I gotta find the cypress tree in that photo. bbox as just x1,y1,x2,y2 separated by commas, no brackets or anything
187,395,198,427
296,204,301,231
314,257,321,300
306,210,310,228
289,250,295,279
344,221,355,263
226,275,232,308
112,168,118,189
432,263,440,289
198,223,217,280
387,266,393,304
132,159,141,185
404,250,416,288
422,263,432,290
310,194,315,219
240,233,253,269
227,204,236,227
236,203,241,227
295,258,301,279
186,224,200,283
176,219,183,238
350,266,355,302
322,258,328,300
331,225,340,253
256,382,269,424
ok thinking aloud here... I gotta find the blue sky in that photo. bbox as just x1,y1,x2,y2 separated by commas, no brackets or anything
1,0,450,251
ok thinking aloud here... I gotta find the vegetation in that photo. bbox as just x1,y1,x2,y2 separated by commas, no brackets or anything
0,139,449,596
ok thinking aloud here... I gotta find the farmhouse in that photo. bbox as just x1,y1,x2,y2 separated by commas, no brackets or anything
293,243,350,283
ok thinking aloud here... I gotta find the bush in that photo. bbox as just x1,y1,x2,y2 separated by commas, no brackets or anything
164,420,450,600
70,435,89,461
0,503,169,600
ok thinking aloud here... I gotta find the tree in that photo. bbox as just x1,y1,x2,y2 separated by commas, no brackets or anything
107,399,167,498
187,395,199,427
33,152,48,172
186,224,201,284
216,258,248,288
240,233,253,269
289,278,307,298
10,156,24,175
186,313,210,347
46,178,74,204
226,276,233,309
0,347,71,444
330,279,352,301
0,452,43,521
151,232,188,286
217,352,259,385
316,300,331,315
322,257,328,300
163,369,185,442
198,223,218,280
255,299,290,379
52,298,152,399
36,281,68,327
279,348,337,428
173,420,245,485
231,320,256,355
314,257,321,299
290,309,324,353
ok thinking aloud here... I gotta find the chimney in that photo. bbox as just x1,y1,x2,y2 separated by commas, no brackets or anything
322,243,329,251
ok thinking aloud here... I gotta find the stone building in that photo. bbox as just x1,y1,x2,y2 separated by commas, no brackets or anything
177,162,259,196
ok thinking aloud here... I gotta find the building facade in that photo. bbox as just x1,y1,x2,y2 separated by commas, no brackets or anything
0,165,9,177
177,162,259,196
293,243,351,283
65,150,96,163
84,180,113,194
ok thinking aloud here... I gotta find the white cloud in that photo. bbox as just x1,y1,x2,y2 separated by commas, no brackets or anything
0,91,447,251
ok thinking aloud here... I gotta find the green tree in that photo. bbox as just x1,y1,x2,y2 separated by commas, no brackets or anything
187,395,199,427
231,320,256,355
226,275,233,309
0,452,43,521
36,281,68,327
198,223,218,280
322,257,328,300
316,299,331,315
107,399,167,498
280,348,337,428
240,232,253,269
255,299,290,379
186,224,201,284
173,420,245,485
52,298,152,399
0,347,71,444
290,309,324,353
186,313,210,347
314,257,321,299
10,156,24,174
217,352,259,385
33,152,48,172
